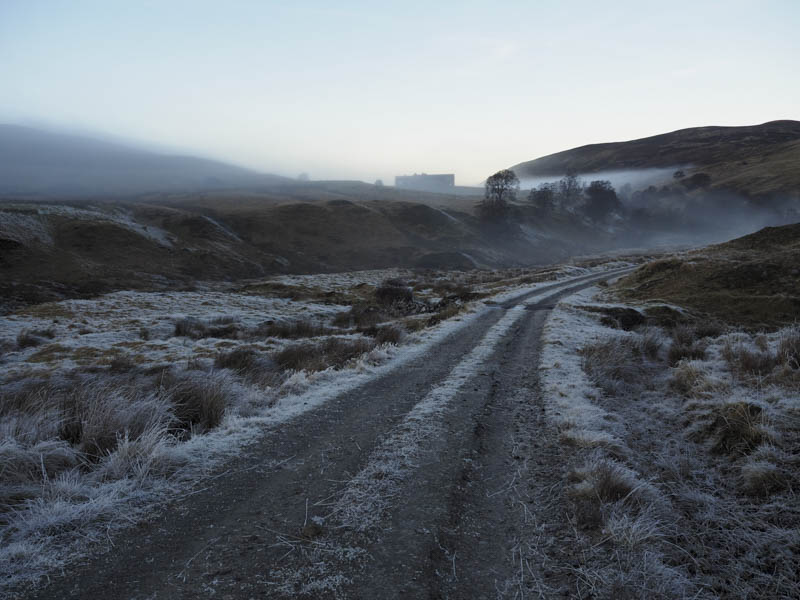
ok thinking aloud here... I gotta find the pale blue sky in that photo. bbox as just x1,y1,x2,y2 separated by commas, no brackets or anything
1,0,798,184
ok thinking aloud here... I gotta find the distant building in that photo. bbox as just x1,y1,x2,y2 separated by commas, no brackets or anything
395,173,455,192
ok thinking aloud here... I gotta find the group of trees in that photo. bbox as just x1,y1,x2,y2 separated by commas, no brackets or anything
479,169,623,225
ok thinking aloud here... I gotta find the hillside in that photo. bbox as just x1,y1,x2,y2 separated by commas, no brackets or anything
615,222,800,328
0,125,290,196
0,192,599,312
510,120,800,198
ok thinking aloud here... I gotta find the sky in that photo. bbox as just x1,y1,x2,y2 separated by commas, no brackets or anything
1,0,799,185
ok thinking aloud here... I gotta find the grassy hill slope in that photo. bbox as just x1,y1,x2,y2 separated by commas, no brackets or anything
614,222,800,328
510,120,800,198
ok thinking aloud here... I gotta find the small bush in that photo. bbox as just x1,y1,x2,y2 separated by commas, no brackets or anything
138,327,150,341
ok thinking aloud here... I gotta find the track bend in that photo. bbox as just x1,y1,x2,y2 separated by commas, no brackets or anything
20,269,630,600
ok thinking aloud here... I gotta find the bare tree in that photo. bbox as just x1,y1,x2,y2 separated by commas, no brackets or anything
478,169,518,222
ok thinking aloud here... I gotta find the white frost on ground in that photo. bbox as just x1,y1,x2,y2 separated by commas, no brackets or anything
331,305,528,532
0,264,627,593
539,286,626,449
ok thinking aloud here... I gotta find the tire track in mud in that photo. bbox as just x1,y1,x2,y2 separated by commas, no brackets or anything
16,269,629,600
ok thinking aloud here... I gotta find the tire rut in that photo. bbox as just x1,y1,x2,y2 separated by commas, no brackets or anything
15,270,629,600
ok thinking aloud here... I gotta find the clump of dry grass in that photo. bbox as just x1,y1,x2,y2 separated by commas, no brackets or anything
332,305,388,328
777,326,800,367
374,279,412,306
274,338,376,372
669,361,725,398
722,341,777,378
569,458,639,504
699,401,771,456
739,459,787,496
373,325,405,345
213,347,279,386
580,336,656,396
173,317,240,340
667,325,707,366
162,370,232,435
254,319,336,339
426,303,464,327
58,380,173,458
16,330,47,349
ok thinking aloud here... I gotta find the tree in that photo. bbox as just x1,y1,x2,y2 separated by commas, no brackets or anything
556,172,584,211
528,182,556,215
374,179,384,187
583,180,622,222
478,169,518,221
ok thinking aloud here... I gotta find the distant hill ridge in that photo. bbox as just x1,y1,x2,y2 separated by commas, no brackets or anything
510,120,800,198
0,124,290,197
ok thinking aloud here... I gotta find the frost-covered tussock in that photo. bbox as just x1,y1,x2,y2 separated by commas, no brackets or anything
540,286,800,599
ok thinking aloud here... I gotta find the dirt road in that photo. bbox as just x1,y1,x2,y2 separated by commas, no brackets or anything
21,270,628,599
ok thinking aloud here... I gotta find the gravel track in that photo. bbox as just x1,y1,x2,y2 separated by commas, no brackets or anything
18,269,628,600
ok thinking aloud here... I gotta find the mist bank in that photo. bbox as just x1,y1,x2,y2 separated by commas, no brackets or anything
501,168,799,256
0,124,291,197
